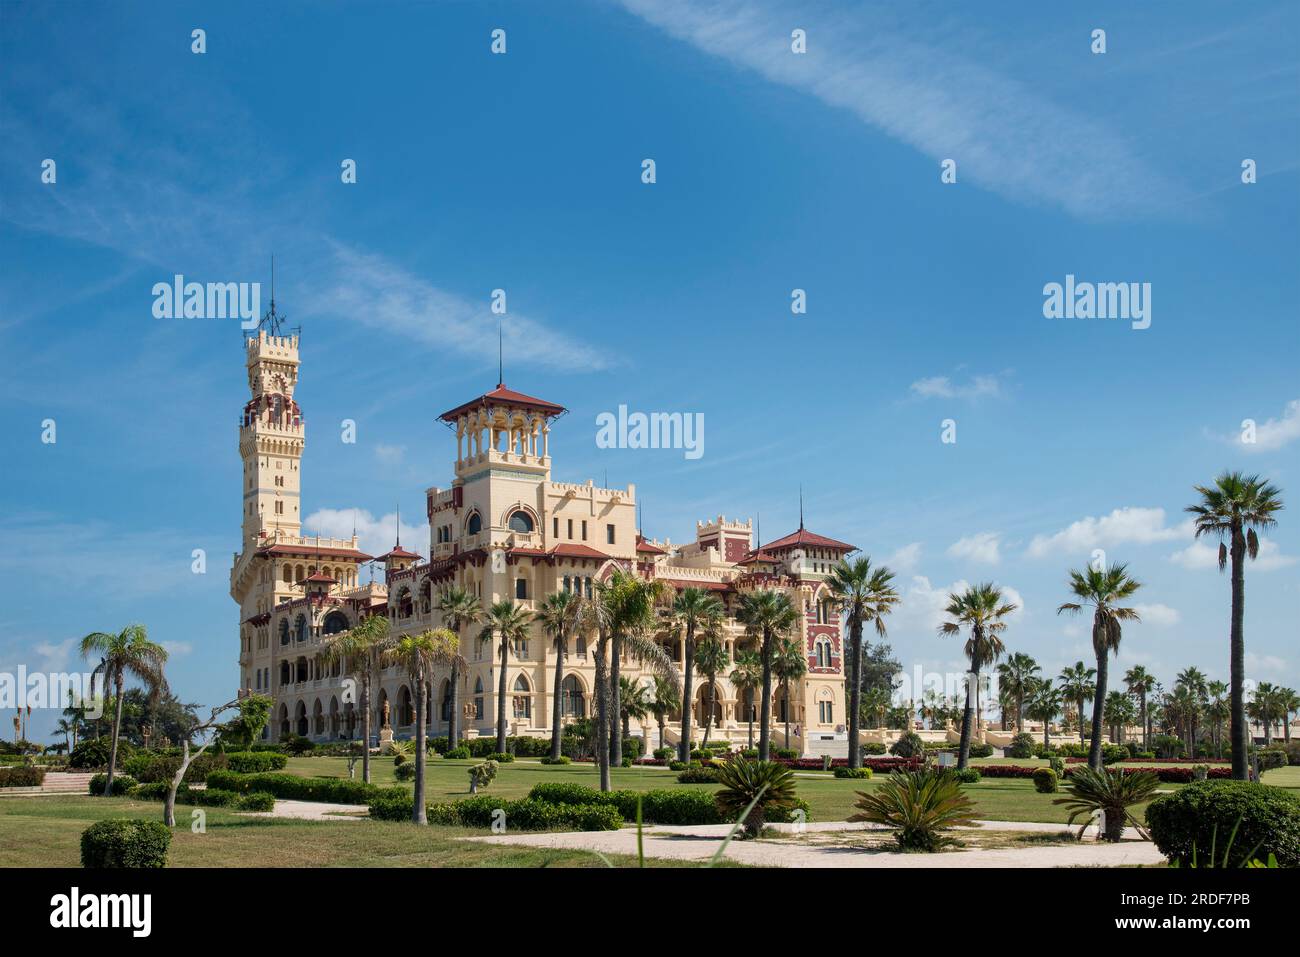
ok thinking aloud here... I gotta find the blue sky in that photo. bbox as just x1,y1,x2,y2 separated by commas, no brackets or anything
2,1,1297,742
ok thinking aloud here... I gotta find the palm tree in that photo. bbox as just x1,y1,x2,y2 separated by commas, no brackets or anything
1206,680,1229,757
773,636,807,751
321,613,391,783
728,650,762,748
1248,681,1283,746
1280,688,1299,745
55,718,76,753
79,625,168,795
1103,690,1136,744
618,675,651,740
671,587,724,761
435,586,483,750
1123,665,1156,750
478,601,534,754
938,583,1016,769
647,675,680,752
1175,666,1209,755
1187,471,1284,779
1055,660,1097,743
1057,563,1142,771
692,617,730,749
1025,679,1062,749
607,574,669,765
826,557,899,768
996,652,1041,734
861,684,891,731
537,590,580,760
383,629,458,823
736,589,799,760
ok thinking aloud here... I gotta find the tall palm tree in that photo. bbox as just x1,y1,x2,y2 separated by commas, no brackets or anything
55,718,76,753
607,574,669,765
1249,681,1284,746
826,557,899,768
79,625,168,795
435,586,482,750
692,616,730,749
647,675,680,752
861,684,891,731
1103,690,1136,744
996,652,1041,734
939,583,1016,769
1175,666,1209,755
1280,687,1299,745
1055,660,1097,743
773,636,808,752
1025,678,1062,749
1187,471,1284,779
383,629,458,824
618,675,652,740
1205,679,1229,757
671,587,724,761
728,650,762,748
322,613,391,783
537,590,581,760
478,601,534,754
1057,563,1142,771
1123,665,1156,750
736,589,799,760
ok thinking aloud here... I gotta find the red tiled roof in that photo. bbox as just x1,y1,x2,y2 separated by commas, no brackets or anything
737,550,782,566
760,528,856,553
508,547,549,559
549,543,612,560
636,537,667,555
377,544,420,561
257,543,374,561
305,572,337,583
439,383,567,422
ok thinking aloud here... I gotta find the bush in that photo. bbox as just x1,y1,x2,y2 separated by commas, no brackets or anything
714,758,800,838
968,743,994,758
443,746,471,760
623,737,644,760
539,755,571,765
490,752,515,763
774,748,799,760
205,770,395,804
1033,768,1059,793
952,768,981,784
677,766,720,784
1146,780,1300,868
237,791,276,811
81,819,171,868
370,791,622,831
850,769,978,852
281,734,315,755
0,766,46,787
667,761,690,771
1101,744,1128,765
1153,735,1186,759
1006,733,1037,759
889,732,924,758
394,762,416,781
833,766,871,779
1258,747,1289,773
1134,751,1156,761
88,773,137,796
69,737,135,770
225,751,288,773
861,742,887,756
652,747,674,760
122,751,230,784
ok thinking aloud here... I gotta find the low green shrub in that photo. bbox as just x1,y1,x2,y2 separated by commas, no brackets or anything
394,762,416,781
81,819,170,868
1152,735,1185,759
539,755,571,765
205,770,396,804
281,734,315,755
224,751,288,773
88,773,137,796
490,752,515,763
1006,733,1037,759
1259,747,1289,773
773,748,799,760
653,747,675,760
890,733,925,758
369,792,621,831
1032,768,1059,793
677,766,719,784
968,743,994,758
443,746,471,760
1101,744,1128,765
833,766,871,779
952,768,981,784
0,766,45,787
122,751,230,784
861,742,888,756
1146,780,1300,868
237,791,276,811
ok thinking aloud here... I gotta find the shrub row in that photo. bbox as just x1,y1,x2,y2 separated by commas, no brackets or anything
121,751,229,784
205,770,402,804
0,766,46,788
524,782,811,826
367,792,623,831
88,773,137,795
1146,781,1300,867
125,781,276,811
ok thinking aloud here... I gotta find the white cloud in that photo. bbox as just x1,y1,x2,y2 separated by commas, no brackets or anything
1234,399,1300,453
1133,603,1181,627
1168,538,1296,572
618,0,1180,219
304,508,426,561
897,576,1025,636
884,542,922,573
1246,652,1288,678
374,443,406,466
909,375,1002,401
1028,507,1190,558
947,532,1001,565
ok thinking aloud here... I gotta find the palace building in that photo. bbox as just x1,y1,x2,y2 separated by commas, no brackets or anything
231,328,854,755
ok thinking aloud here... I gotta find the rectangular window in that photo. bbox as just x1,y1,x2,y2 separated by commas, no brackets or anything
567,519,573,538
553,517,559,538
515,578,528,600
606,524,615,545
819,701,833,723
581,520,588,541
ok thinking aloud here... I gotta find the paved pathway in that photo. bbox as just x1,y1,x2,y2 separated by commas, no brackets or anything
241,799,369,821
461,819,1164,868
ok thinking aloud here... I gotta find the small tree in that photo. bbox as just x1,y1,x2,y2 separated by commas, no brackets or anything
164,695,270,826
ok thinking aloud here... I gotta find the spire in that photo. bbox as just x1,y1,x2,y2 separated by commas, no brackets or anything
498,323,504,388
756,512,761,549
395,504,401,548
799,485,805,530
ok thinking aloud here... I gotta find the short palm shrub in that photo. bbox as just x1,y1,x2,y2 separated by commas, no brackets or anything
834,766,871,779
468,760,498,793
677,765,720,784
713,758,799,838
889,732,924,758
80,819,170,868
849,769,978,852
1053,766,1159,842
1146,780,1300,868
88,773,137,796
1032,768,1059,793
1006,733,1037,759
539,755,571,765
443,746,471,760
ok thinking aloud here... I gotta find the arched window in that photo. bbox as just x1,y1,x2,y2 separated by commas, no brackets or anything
473,677,484,719
322,611,349,635
561,675,585,717
508,510,534,534
440,680,452,721
279,619,290,645
816,639,832,669
295,614,308,642
398,686,414,726
513,675,531,719
397,587,413,619
466,512,482,535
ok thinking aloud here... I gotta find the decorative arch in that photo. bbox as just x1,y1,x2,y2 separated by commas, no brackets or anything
278,703,290,739
560,673,586,718
322,610,350,635
397,685,414,726
499,503,539,534
295,701,309,737
465,511,483,536
312,698,325,735
512,673,532,719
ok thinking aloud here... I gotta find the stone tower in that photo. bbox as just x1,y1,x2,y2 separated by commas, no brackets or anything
239,330,304,545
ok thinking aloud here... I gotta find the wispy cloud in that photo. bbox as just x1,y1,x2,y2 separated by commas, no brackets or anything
1217,398,1300,453
909,373,1003,401
1168,538,1296,572
947,531,1001,565
304,507,426,561
618,0,1182,219
1027,507,1190,558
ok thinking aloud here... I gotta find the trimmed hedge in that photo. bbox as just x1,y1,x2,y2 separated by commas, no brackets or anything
122,751,230,784
225,751,288,773
0,766,46,788
368,793,623,831
524,782,810,826
205,770,402,805
1146,780,1300,868
80,819,170,868
88,773,137,796
539,755,571,765
1033,768,1058,793
833,766,871,779
677,766,720,784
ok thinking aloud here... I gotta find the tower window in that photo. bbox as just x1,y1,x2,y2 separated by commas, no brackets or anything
567,519,573,538
581,521,587,541
553,517,559,538
515,577,528,600
508,511,534,534
606,524,615,545
467,513,482,535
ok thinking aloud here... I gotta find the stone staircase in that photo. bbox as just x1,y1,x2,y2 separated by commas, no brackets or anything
0,770,95,797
